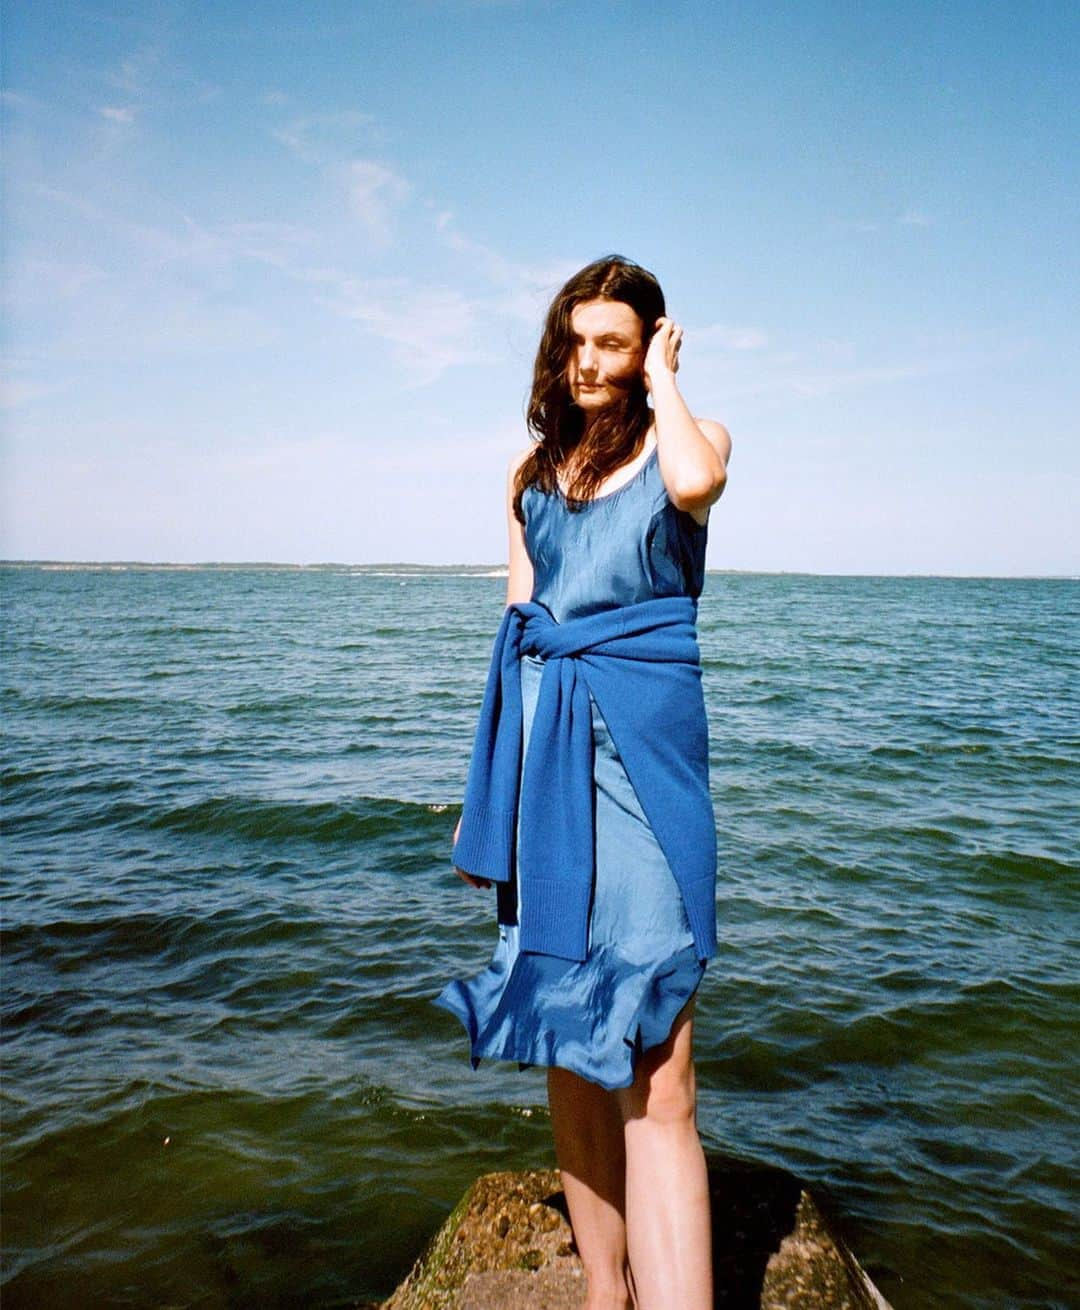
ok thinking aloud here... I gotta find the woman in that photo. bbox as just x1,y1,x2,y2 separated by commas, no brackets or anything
433,254,731,1310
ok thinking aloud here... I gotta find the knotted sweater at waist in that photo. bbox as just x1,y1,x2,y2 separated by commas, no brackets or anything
452,594,718,963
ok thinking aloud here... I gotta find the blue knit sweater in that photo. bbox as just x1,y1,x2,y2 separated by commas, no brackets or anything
452,594,718,963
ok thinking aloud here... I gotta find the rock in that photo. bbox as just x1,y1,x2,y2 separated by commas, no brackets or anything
759,1191,893,1310
707,1153,895,1309
379,1152,894,1309
380,1168,582,1310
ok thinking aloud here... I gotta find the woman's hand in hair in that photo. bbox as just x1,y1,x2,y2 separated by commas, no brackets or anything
452,814,492,889
643,316,683,394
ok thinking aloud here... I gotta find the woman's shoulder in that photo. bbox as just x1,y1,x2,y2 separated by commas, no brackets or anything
507,444,544,532
508,443,535,477
507,443,542,510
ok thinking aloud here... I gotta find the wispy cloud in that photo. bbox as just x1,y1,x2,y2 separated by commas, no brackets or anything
830,208,936,235
4,255,106,308
343,159,411,246
690,331,1031,405
320,276,501,385
0,358,69,410
99,42,218,120
11,82,622,393
692,323,769,351
30,184,232,276
271,110,377,165
107,46,161,97
262,112,573,370
223,221,319,269
829,217,880,234
271,110,405,245
899,208,933,227
433,209,578,324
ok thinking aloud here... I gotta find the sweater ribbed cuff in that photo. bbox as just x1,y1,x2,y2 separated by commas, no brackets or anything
519,874,592,962
681,874,718,962
453,803,515,883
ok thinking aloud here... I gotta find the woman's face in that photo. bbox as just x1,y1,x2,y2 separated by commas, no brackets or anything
565,298,646,412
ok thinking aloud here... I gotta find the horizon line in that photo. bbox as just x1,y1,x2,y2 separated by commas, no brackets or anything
1,559,1076,581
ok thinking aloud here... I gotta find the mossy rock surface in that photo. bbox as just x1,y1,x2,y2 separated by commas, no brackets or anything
380,1167,582,1310
379,1154,895,1309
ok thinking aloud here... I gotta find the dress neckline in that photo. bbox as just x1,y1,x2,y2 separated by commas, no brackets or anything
555,444,658,507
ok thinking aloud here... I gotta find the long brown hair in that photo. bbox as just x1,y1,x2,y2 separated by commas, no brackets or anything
513,254,665,517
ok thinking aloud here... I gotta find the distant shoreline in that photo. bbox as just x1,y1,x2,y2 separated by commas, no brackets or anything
1,560,1076,580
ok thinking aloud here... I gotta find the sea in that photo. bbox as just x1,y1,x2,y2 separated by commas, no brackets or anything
1,563,1077,1310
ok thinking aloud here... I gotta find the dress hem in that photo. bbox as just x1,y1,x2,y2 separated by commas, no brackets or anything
432,943,707,1092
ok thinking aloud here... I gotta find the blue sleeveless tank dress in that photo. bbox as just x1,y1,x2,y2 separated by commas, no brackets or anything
433,443,711,1091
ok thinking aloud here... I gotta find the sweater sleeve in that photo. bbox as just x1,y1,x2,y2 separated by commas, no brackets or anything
452,606,522,884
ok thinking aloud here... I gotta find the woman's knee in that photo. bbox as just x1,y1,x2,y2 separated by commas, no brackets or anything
618,1003,698,1124
629,1056,696,1124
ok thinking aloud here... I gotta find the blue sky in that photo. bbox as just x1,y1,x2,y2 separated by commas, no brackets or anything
3,0,1077,574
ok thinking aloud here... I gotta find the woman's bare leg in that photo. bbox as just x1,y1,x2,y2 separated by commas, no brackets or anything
615,995,712,1310
547,1065,634,1310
